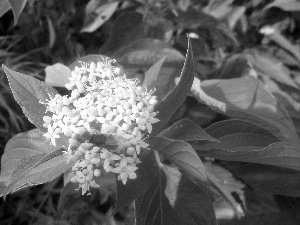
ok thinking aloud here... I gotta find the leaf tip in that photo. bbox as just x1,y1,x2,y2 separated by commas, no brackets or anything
2,64,8,71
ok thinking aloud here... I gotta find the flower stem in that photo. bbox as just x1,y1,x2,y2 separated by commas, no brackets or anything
154,150,163,168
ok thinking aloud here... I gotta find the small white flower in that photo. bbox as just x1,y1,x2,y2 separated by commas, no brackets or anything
111,158,138,184
43,124,60,146
77,179,100,195
145,116,160,134
100,149,121,169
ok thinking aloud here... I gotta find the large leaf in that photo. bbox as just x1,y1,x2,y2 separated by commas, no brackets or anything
148,136,206,182
136,165,180,225
198,141,300,172
200,119,279,149
5,155,73,196
165,166,217,225
136,165,217,225
113,151,158,214
158,118,217,142
45,63,72,87
3,148,68,197
151,37,194,135
191,76,299,144
195,119,300,172
3,65,60,131
7,0,27,25
0,129,64,181
0,129,69,197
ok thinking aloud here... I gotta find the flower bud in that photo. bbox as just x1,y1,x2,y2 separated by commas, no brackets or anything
91,158,100,164
137,102,144,110
65,83,74,90
69,138,80,146
75,150,84,157
71,176,78,183
114,67,121,76
94,169,101,177
129,173,137,179
43,116,52,123
122,123,130,131
82,169,89,176
149,96,158,105
90,62,96,70
126,147,135,155
76,127,86,136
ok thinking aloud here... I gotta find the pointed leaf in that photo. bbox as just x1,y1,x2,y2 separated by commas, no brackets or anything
158,118,218,142
0,129,68,196
3,65,60,131
152,37,194,135
7,0,27,25
199,119,279,150
4,154,73,196
195,120,300,171
148,136,206,182
168,167,217,225
45,63,71,87
136,166,180,225
137,165,216,225
3,148,66,197
136,163,180,225
191,76,299,144
0,129,66,183
198,142,300,172
143,56,166,87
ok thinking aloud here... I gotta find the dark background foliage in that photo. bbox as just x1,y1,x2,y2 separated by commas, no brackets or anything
2,0,300,224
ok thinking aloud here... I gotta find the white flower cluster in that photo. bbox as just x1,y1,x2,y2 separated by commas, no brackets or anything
42,59,159,195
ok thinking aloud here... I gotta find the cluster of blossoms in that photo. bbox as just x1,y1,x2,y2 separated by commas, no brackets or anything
42,59,159,194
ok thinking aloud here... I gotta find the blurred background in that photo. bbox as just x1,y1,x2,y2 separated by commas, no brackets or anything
1,0,300,224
